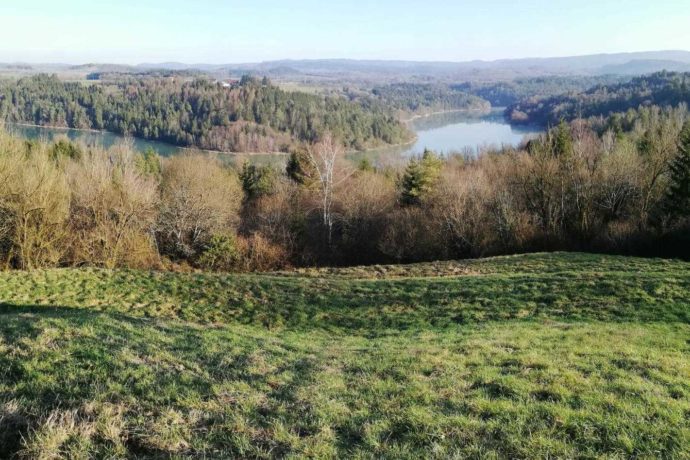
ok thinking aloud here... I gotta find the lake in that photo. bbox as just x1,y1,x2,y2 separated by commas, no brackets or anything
358,110,539,164
406,110,538,154
4,123,184,157
5,110,540,165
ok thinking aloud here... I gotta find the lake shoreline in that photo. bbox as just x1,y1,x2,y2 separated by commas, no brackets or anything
365,108,539,158
345,110,491,156
399,106,493,123
3,121,287,157
5,109,539,161
349,135,418,156
5,121,418,159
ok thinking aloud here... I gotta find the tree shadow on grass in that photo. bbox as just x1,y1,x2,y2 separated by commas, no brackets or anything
0,303,325,458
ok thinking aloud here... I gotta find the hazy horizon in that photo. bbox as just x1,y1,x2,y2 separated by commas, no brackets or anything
1,0,689,64
2,49,690,67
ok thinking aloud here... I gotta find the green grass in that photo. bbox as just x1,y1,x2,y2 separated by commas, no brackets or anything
1,252,689,458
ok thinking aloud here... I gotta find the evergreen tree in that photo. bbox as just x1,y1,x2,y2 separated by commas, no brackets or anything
400,149,442,206
286,148,317,186
49,139,82,162
135,147,162,177
240,162,276,199
552,119,573,157
357,157,375,173
663,122,690,220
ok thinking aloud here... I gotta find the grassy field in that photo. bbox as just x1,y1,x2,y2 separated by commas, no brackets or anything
1,252,689,458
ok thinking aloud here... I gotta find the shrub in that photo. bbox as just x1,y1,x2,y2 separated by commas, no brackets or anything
236,233,289,271
0,136,70,269
66,147,159,268
49,138,83,162
157,154,242,259
240,161,277,200
197,233,241,271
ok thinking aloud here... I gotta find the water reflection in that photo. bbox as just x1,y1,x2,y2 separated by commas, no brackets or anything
6,109,540,169
5,123,183,157
366,110,539,162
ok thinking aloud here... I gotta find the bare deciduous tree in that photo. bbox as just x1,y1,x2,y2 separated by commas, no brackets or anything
0,142,70,269
158,153,242,258
66,147,159,268
306,133,351,246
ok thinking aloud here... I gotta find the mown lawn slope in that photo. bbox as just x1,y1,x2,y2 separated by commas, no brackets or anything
1,252,689,458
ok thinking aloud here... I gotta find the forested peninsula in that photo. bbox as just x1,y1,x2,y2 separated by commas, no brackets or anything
0,74,411,152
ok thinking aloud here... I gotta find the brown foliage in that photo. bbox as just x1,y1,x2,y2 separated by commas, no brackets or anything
236,233,289,272
66,147,159,268
157,153,243,259
337,171,396,263
0,137,70,269
1,105,689,271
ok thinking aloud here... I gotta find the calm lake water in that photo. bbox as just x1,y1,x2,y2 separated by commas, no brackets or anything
360,110,539,164
4,123,183,157
408,110,538,154
5,110,539,165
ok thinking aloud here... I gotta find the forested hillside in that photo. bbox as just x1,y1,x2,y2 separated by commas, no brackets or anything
366,83,490,114
455,75,628,107
506,71,690,125
0,74,411,151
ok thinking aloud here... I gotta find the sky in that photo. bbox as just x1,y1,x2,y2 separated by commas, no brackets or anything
0,0,689,64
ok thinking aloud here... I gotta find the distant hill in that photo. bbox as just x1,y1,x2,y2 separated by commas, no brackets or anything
505,71,690,126
4,50,690,82
69,63,137,73
455,75,631,107
155,51,690,82
598,59,690,75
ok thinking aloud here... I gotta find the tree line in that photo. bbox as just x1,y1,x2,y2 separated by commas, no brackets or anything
365,83,490,114
506,71,690,125
0,74,411,152
1,102,689,272
455,75,628,107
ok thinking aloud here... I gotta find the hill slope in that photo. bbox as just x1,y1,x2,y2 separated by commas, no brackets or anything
0,74,410,152
506,71,690,125
1,252,689,458
171,51,690,81
6,50,690,83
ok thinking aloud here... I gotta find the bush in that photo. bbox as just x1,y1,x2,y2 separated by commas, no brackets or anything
240,162,277,200
198,233,288,272
197,233,241,271
236,233,289,272
157,154,242,259
66,147,159,268
0,135,70,269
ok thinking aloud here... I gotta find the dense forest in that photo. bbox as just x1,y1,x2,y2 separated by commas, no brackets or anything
0,100,689,271
455,75,629,107
506,71,690,125
85,69,206,81
364,83,490,114
339,77,630,120
0,74,411,152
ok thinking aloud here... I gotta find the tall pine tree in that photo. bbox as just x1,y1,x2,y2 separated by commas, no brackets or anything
400,149,442,206
552,119,574,157
663,122,690,220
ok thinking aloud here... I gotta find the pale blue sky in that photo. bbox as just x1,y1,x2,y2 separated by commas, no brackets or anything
1,0,688,64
